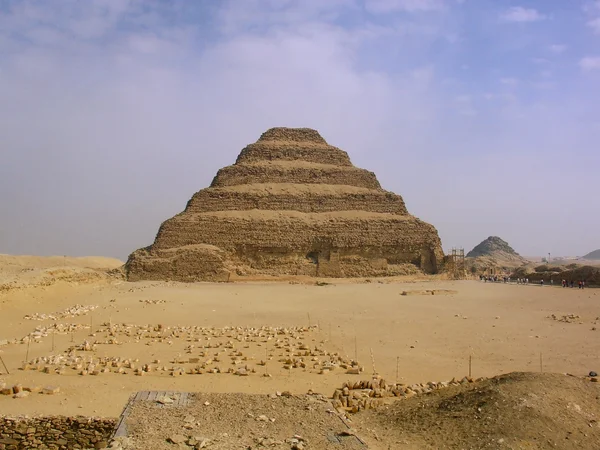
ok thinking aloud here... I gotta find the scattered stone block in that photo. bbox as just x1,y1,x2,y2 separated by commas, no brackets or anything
42,386,60,395
167,434,186,445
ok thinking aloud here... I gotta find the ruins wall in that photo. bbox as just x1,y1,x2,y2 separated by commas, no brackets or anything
0,416,115,450
126,245,231,282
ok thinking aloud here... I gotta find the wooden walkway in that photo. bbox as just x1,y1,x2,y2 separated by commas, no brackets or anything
113,391,192,439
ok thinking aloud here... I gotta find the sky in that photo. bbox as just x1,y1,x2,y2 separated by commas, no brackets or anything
0,0,599,261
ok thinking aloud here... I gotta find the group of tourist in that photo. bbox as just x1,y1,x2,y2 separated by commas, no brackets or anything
561,279,587,289
479,274,589,288
479,275,512,283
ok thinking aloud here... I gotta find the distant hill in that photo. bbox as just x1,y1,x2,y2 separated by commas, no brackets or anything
582,249,600,260
467,236,527,264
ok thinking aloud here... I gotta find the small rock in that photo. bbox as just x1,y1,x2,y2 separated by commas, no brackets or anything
157,396,174,405
195,438,210,449
590,371,598,377
42,386,60,395
168,434,186,444
13,391,29,399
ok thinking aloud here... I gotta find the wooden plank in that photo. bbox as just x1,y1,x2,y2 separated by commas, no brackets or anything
165,391,174,406
112,393,136,439
177,392,188,407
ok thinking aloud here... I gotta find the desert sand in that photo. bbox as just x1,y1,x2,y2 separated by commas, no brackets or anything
1,258,599,422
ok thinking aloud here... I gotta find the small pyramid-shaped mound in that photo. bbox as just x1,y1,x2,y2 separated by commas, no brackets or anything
125,128,444,281
582,249,600,260
467,236,526,262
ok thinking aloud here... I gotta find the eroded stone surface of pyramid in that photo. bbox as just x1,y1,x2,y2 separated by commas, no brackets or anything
126,128,444,281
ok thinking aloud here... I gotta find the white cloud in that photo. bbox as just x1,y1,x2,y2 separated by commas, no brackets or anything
365,0,446,13
580,56,600,70
588,17,600,34
549,44,567,54
217,0,358,34
583,1,600,14
500,77,519,86
500,6,545,23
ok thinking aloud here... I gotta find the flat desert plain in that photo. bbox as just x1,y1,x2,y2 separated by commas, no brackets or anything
1,264,599,418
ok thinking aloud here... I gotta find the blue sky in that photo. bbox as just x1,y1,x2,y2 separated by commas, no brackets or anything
0,0,599,260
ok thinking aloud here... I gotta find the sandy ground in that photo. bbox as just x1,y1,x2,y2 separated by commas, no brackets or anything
1,264,599,420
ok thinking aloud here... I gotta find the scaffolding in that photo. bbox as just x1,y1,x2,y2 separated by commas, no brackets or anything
446,247,466,280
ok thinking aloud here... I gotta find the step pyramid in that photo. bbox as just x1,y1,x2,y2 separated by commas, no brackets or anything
125,128,443,281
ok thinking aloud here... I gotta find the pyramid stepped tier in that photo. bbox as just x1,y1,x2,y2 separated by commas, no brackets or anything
145,211,442,277
126,127,444,281
235,142,352,166
185,184,408,215
210,161,380,189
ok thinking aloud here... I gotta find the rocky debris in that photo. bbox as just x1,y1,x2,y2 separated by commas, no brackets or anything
122,391,365,449
332,375,486,414
548,313,582,324
139,299,167,305
401,289,457,296
356,372,600,450
0,384,59,398
289,434,308,449
165,434,211,448
13,322,89,346
24,304,99,321
18,323,359,381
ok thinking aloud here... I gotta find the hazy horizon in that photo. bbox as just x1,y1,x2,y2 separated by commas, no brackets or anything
1,0,599,261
